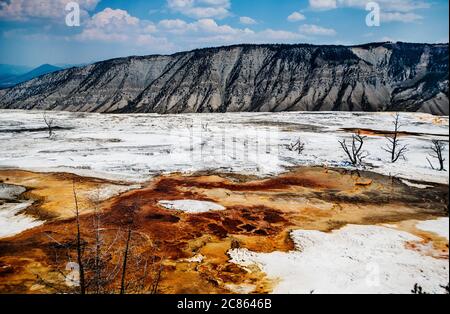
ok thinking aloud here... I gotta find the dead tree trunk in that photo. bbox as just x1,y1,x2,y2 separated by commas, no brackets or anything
93,200,102,294
43,113,54,138
382,113,408,163
151,263,163,294
287,138,306,155
72,180,86,294
427,140,447,171
338,132,368,167
120,227,132,294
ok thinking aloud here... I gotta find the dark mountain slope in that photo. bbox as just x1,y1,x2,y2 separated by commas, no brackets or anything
0,42,448,115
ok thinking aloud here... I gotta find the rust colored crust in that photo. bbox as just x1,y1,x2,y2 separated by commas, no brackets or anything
0,167,448,294
0,170,133,220
341,127,449,138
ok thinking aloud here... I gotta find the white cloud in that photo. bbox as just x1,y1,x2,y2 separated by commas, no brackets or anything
76,8,172,50
287,12,306,22
239,16,257,25
15,5,309,55
194,18,238,34
145,24,158,33
77,28,129,43
75,9,252,51
308,0,429,24
0,0,99,21
309,0,430,12
185,6,229,19
159,17,309,49
309,0,337,10
156,17,306,45
257,29,306,41
381,12,423,23
159,19,189,30
184,28,306,47
87,8,139,28
159,18,240,35
167,0,231,19
167,0,194,9
353,0,430,12
299,24,336,36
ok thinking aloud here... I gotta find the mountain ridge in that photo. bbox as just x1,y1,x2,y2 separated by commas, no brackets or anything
0,42,448,115
0,64,63,89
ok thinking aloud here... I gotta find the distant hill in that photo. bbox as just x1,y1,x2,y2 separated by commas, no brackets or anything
0,64,32,76
0,64,62,88
0,64,33,84
0,42,448,115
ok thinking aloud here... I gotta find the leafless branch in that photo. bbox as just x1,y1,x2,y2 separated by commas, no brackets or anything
34,189,156,294
43,113,55,138
287,138,306,155
338,132,369,167
73,180,86,294
427,140,447,171
382,113,408,163
119,227,132,294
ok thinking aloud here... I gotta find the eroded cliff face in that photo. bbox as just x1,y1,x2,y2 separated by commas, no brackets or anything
0,42,448,115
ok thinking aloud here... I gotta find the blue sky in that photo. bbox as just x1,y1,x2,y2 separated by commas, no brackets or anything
0,0,448,66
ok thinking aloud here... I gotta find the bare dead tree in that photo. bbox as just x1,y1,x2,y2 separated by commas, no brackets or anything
119,227,132,294
427,140,447,171
72,180,86,295
34,190,160,294
382,113,408,163
338,132,369,167
43,113,55,138
411,283,428,294
36,182,87,294
92,190,103,294
287,138,306,155
150,262,163,294
131,254,150,293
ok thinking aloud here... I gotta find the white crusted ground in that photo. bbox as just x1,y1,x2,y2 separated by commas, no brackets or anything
0,201,43,238
0,110,448,184
417,218,449,241
0,110,448,293
0,183,43,238
229,223,449,294
158,200,225,213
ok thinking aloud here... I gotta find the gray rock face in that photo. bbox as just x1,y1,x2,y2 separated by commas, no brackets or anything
0,42,448,115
